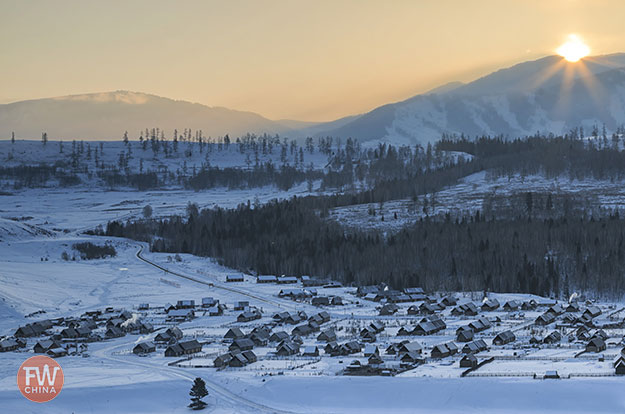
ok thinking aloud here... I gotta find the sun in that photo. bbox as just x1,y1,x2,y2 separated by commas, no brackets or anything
557,34,590,62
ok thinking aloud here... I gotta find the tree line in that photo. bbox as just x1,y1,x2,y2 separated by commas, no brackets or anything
104,194,625,299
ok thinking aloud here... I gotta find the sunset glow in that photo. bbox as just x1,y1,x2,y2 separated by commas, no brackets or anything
1,1,623,120
557,35,590,62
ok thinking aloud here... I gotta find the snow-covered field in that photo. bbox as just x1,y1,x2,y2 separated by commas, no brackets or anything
1,171,625,413
329,171,625,232
0,182,322,234
0,139,330,173
1,233,624,412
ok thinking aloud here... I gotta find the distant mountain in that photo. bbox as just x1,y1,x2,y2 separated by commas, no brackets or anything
425,81,464,95
273,119,319,130
310,53,625,146
8,54,625,145
294,114,362,138
0,91,306,140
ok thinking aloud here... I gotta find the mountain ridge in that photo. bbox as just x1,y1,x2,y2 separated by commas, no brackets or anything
310,53,625,145
0,90,302,140
5,53,625,144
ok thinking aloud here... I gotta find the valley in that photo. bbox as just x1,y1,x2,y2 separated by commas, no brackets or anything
1,145,625,412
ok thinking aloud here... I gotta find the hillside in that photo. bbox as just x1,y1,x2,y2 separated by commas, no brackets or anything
0,218,54,242
313,53,625,146
7,54,625,147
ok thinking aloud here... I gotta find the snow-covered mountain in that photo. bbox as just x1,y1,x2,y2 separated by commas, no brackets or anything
311,53,625,146
6,54,625,145
0,91,301,140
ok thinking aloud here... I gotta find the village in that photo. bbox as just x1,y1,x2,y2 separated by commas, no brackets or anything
2,268,625,381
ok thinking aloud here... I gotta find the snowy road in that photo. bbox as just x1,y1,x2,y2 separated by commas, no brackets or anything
134,243,298,310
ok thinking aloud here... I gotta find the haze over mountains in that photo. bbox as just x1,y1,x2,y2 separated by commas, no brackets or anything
0,91,300,141
3,53,625,145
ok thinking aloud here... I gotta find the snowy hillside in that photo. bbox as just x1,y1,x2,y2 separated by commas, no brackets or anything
314,54,625,146
0,139,331,192
328,171,625,233
0,218,54,242
0,139,330,172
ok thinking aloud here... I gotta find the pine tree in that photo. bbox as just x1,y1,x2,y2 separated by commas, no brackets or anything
11,131,15,144
546,193,553,211
188,377,208,410
42,132,48,146
525,192,533,216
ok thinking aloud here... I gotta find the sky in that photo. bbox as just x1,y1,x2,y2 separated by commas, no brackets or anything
1,0,624,122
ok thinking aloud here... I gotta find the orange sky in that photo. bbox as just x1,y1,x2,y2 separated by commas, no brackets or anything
1,0,624,121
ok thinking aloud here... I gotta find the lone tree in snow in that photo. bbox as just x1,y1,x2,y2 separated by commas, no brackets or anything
188,377,208,410
142,204,153,218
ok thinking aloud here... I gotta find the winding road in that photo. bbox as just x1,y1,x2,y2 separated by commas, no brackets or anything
134,243,296,310
113,242,308,412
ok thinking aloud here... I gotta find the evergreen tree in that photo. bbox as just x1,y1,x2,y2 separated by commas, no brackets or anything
188,377,208,410
11,131,15,144
525,192,533,216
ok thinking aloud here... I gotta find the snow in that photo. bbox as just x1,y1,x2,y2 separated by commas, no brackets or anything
0,139,330,174
317,54,625,147
0,183,322,233
1,229,624,412
0,218,54,241
1,161,625,412
329,172,625,233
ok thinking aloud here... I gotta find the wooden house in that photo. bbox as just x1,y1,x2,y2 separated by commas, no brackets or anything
492,330,516,346
302,346,320,357
133,342,156,355
224,328,245,340
165,340,202,357
586,337,606,353
460,354,478,368
0,338,20,352
503,300,522,311
462,339,488,354
543,331,562,344
257,275,277,283
229,338,254,352
176,300,195,309
481,299,500,311
33,339,62,353
226,275,244,283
